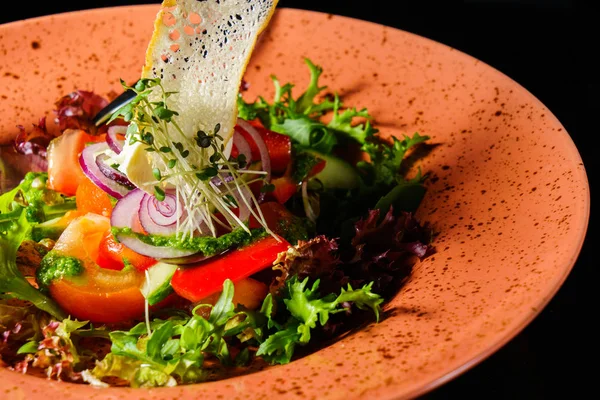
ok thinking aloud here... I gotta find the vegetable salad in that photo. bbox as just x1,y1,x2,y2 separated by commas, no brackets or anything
1,56,434,387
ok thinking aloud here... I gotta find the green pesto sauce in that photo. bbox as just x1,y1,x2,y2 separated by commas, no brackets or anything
37,251,84,288
17,172,75,224
111,227,267,256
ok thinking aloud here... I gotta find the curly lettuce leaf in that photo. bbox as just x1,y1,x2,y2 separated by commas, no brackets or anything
238,58,376,154
13,317,95,381
1,172,76,231
257,276,382,363
93,275,383,386
90,353,177,388
0,300,45,358
0,212,65,319
327,93,378,144
254,320,301,364
359,132,429,187
94,279,251,387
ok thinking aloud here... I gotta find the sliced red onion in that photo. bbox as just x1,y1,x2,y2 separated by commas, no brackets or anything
79,142,131,199
210,173,235,187
232,185,252,223
148,192,180,225
157,249,229,265
95,153,135,189
236,118,271,182
138,192,181,235
106,125,127,154
302,179,319,224
232,129,253,165
110,188,145,229
111,189,198,259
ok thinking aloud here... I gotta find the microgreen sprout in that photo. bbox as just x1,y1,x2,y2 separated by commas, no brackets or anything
109,78,274,239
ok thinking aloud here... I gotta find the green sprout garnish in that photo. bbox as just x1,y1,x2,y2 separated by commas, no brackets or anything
109,78,273,239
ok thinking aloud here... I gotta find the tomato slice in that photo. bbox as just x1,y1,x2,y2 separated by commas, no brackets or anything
170,235,290,303
47,129,105,196
249,202,294,233
308,159,327,177
47,213,146,323
76,176,114,217
269,175,298,204
96,229,157,272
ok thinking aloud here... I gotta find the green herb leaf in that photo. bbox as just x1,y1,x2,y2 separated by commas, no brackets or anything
133,365,175,388
272,117,338,154
234,347,251,367
153,106,178,122
257,275,383,364
142,131,154,145
255,320,301,364
260,183,275,193
237,154,247,168
359,132,429,187
196,136,212,148
237,58,376,155
16,340,39,354
160,338,180,360
208,279,235,326
147,321,174,361
173,142,184,153
154,186,166,201
195,167,218,181
327,93,378,144
292,150,322,182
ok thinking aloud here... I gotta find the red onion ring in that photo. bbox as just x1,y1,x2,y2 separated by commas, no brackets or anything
95,153,135,189
106,125,127,154
302,179,319,223
146,192,180,225
110,188,145,230
138,192,181,235
111,189,198,259
79,142,131,199
236,118,271,182
232,129,253,165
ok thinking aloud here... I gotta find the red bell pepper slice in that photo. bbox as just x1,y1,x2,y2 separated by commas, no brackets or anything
270,175,298,204
170,235,290,303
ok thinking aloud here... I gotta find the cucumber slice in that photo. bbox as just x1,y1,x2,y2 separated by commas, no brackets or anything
306,150,359,189
140,261,178,305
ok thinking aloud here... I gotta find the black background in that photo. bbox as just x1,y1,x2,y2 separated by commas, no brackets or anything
1,1,593,398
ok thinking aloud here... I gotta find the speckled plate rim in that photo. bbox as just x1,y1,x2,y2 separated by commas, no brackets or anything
0,4,590,400
327,12,591,399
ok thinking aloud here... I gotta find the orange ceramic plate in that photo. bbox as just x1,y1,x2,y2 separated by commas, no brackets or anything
0,5,590,400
